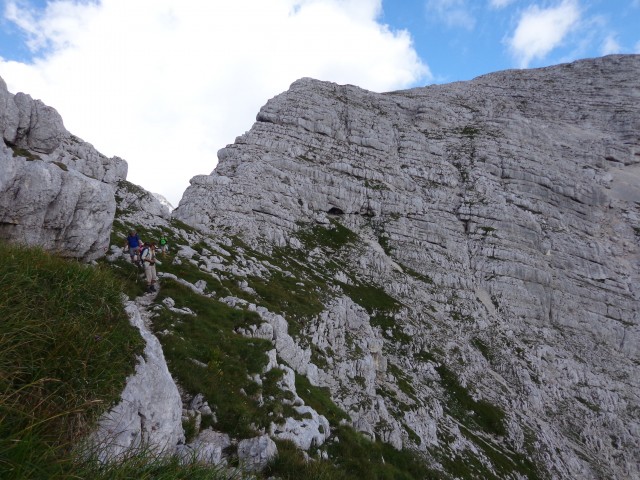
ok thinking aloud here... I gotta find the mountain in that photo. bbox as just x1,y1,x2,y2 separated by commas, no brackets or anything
173,54,639,479
1,54,639,479
152,192,175,212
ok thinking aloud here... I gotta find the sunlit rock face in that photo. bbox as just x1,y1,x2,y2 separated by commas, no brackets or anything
176,55,640,479
0,76,127,261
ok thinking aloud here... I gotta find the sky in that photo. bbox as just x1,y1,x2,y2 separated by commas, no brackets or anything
0,0,638,207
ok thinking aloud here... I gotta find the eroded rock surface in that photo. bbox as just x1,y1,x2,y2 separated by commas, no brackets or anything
0,76,127,260
175,55,640,479
89,299,184,461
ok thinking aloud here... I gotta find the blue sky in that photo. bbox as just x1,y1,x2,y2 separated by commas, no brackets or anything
382,0,639,82
1,0,638,205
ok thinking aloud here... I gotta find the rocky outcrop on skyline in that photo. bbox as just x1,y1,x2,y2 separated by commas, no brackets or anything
174,55,640,479
0,76,126,261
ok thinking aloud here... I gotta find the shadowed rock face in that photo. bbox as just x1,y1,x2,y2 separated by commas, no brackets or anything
175,55,640,479
0,77,127,261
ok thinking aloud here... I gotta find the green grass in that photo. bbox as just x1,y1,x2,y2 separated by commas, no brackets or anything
472,338,494,363
326,425,440,480
9,145,42,160
150,278,283,438
75,447,242,480
294,220,358,252
248,272,325,336
295,374,350,424
339,281,401,314
52,161,69,171
460,126,480,137
0,241,144,478
265,440,351,480
435,365,506,437
387,363,418,402
370,313,412,344
0,241,243,479
266,425,440,480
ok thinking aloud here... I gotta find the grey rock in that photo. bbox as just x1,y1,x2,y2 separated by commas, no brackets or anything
0,143,116,261
0,76,128,260
174,55,640,479
177,429,231,466
88,300,184,461
237,435,278,472
116,180,171,223
269,405,330,451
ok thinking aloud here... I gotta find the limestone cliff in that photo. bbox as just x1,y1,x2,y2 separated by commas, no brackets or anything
0,76,127,261
174,55,640,479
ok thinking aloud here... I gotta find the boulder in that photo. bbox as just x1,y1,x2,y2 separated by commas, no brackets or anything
237,435,278,472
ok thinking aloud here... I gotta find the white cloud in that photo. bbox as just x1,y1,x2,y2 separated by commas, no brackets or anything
489,0,515,8
0,0,429,205
507,0,581,68
601,34,621,55
426,0,475,30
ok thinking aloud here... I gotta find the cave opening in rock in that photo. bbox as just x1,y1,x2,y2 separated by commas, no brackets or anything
327,207,345,215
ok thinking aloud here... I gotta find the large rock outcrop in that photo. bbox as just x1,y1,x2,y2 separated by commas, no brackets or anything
0,76,127,261
174,55,640,479
88,299,185,461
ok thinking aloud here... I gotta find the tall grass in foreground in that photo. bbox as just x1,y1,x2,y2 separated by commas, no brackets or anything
75,448,244,480
0,241,144,478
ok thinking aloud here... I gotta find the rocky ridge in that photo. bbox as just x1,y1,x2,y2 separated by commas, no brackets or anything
173,55,640,479
0,76,127,261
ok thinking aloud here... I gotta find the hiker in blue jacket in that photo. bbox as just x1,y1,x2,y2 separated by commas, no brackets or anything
125,230,142,266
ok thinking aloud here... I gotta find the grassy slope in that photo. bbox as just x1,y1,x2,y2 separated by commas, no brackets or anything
0,241,143,477
109,209,439,479
0,241,234,479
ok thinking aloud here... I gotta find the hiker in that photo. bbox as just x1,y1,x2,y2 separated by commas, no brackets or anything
159,234,168,254
140,242,158,293
125,230,142,266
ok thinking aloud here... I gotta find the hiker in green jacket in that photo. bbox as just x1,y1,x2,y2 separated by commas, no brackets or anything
159,234,168,254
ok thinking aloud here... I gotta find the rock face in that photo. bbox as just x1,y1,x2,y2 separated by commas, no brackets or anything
175,55,640,479
0,76,127,261
89,299,185,461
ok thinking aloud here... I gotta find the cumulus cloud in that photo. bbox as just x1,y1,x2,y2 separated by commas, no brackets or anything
0,0,429,205
426,0,475,30
507,0,581,68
